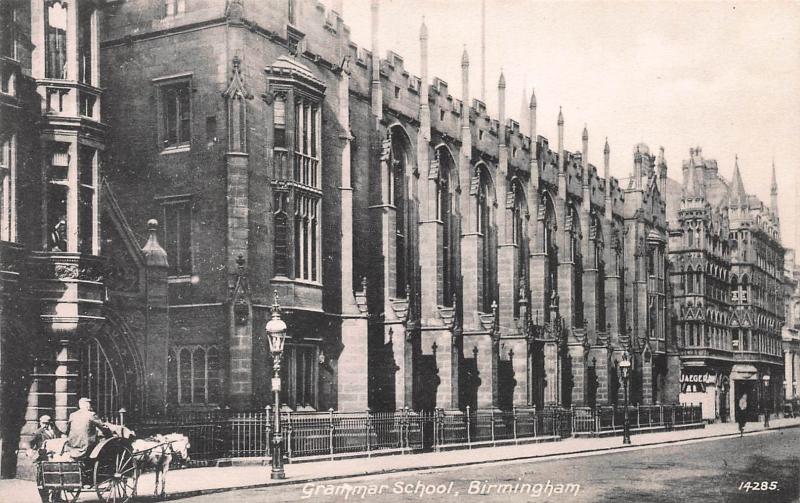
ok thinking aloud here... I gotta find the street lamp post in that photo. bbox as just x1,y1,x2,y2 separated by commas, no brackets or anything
619,353,632,445
266,291,288,480
762,373,770,428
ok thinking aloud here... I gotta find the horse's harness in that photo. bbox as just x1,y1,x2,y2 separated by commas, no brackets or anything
137,438,181,467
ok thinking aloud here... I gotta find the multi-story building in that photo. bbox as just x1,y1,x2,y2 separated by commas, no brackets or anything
0,0,677,478
782,250,800,405
666,148,786,421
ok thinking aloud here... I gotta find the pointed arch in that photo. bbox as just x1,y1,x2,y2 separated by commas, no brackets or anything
566,203,583,326
539,190,558,322
510,178,528,317
388,124,417,298
590,211,605,330
435,144,458,305
475,162,496,312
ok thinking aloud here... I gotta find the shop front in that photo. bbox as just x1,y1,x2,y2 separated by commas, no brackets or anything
730,364,760,422
679,368,724,421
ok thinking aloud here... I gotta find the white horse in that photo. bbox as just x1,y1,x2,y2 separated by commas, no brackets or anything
132,433,191,498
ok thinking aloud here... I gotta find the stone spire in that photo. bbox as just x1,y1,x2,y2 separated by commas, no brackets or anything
370,0,382,118
603,138,610,188
581,124,589,171
419,16,429,136
728,155,748,208
529,89,537,161
771,158,779,217
498,70,506,145
557,107,564,172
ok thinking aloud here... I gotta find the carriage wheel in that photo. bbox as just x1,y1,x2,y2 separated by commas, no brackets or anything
53,487,82,503
93,446,138,503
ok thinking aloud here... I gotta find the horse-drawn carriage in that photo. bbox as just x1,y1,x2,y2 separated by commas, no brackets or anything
37,436,139,503
36,431,190,503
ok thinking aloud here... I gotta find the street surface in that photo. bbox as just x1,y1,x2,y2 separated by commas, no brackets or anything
178,428,800,503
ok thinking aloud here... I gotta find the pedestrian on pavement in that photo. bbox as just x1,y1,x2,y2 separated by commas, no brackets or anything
736,393,748,436
64,398,111,460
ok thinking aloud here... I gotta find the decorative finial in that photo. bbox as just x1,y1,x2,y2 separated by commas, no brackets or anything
236,254,246,269
557,107,564,125
498,69,505,88
582,123,588,141
271,290,280,315
604,137,610,154
461,45,469,66
420,16,428,39
529,88,536,108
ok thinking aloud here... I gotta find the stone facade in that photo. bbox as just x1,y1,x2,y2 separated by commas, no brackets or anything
665,148,787,422
781,250,800,404
0,0,681,478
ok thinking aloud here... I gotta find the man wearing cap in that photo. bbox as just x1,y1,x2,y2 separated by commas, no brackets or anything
28,415,63,460
64,398,110,460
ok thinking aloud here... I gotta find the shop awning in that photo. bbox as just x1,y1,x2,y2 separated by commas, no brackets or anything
730,364,758,380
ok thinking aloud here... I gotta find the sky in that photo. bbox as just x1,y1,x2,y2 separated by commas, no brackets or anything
331,0,800,252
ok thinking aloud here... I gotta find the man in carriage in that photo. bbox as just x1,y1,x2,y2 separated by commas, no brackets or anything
63,397,113,460
28,415,64,461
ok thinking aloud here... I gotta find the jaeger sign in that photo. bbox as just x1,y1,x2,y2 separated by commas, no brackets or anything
680,372,716,393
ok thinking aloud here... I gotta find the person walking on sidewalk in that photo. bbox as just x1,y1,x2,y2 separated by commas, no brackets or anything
736,393,748,436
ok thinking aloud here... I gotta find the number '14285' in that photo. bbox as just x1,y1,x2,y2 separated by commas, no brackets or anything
738,481,778,492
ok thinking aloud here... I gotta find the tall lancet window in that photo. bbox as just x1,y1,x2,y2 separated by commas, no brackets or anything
541,192,558,322
391,131,409,297
46,1,68,79
568,204,583,327
591,213,605,331
436,147,456,306
511,181,527,318
477,165,495,313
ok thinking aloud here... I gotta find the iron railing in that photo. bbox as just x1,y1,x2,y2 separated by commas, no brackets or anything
121,403,702,465
571,404,703,433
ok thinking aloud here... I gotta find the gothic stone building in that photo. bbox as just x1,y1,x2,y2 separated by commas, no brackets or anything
0,0,678,478
666,147,786,422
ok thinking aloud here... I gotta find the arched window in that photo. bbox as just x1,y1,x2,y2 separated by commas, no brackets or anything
687,266,694,294
477,165,495,312
591,213,605,330
568,205,583,327
391,130,410,297
437,147,456,305
687,228,694,248
79,338,121,419
542,193,558,322
512,181,527,317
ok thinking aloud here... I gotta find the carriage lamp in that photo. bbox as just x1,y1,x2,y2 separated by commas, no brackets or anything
762,373,770,428
619,354,632,445
266,291,287,480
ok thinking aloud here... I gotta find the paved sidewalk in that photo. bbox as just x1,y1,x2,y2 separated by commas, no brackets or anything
3,417,798,502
